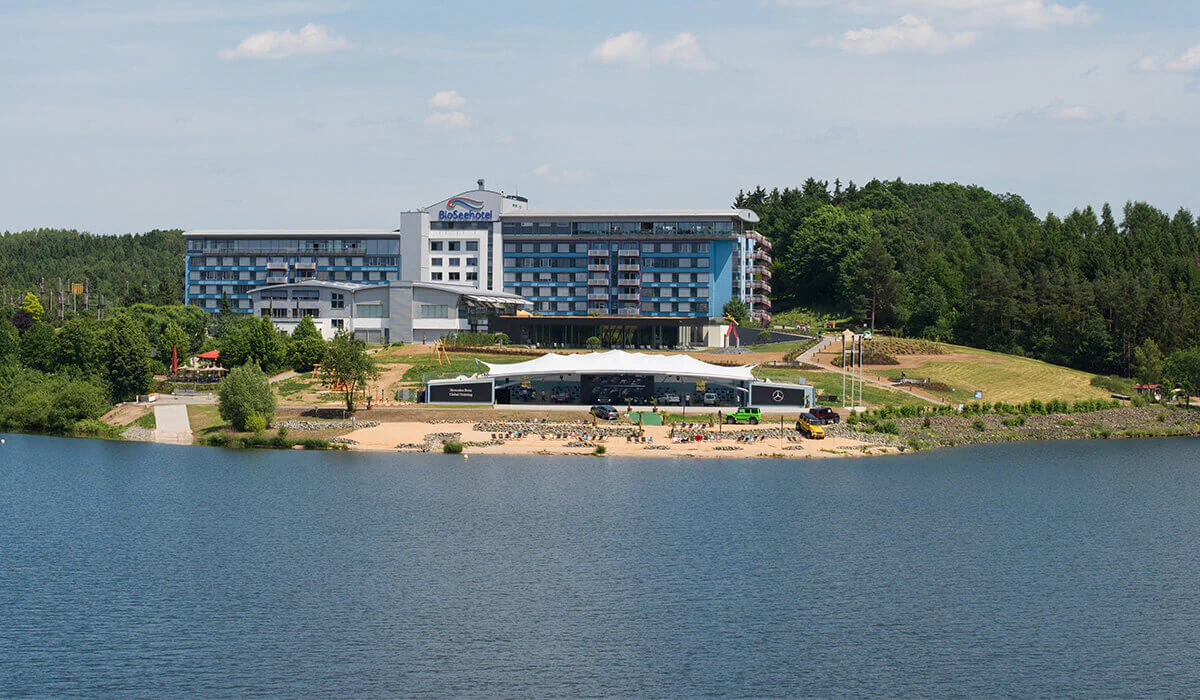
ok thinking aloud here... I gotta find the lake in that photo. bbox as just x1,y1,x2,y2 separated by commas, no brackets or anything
2,434,1199,696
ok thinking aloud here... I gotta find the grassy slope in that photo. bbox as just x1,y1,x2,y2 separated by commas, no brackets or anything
754,367,930,408
871,343,1112,404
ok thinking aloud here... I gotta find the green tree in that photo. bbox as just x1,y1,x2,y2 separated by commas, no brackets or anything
320,332,379,412
0,370,108,433
287,316,327,373
1132,338,1164,385
18,322,56,373
1165,349,1200,404
585,335,601,349
217,362,277,431
103,313,154,402
221,315,287,373
722,299,750,326
54,316,103,378
840,232,906,333
0,317,18,370
157,320,190,369
18,292,44,322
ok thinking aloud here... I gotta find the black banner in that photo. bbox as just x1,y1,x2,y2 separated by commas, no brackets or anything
750,383,811,407
427,381,494,404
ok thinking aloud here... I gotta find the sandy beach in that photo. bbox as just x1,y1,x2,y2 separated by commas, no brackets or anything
338,420,894,459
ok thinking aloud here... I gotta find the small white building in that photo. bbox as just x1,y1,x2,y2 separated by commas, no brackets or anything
248,280,529,343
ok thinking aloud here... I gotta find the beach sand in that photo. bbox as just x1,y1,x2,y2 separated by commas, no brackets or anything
339,421,893,459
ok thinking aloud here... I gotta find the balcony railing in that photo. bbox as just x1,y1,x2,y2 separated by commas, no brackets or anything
266,276,288,285
588,277,609,286
588,248,609,257
294,260,317,269
588,263,610,273
617,293,640,302
617,263,640,272
617,306,640,316
618,248,639,255
588,291,610,301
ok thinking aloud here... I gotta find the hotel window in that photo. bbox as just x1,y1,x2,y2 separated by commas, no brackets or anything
332,319,344,330
694,257,710,268
557,287,570,297
431,272,443,281
678,273,692,283
331,293,345,309
466,271,478,281
448,272,460,281
503,243,516,253
420,304,451,319
659,302,673,313
466,241,479,251
466,258,478,267
448,241,461,252
431,257,443,266
696,302,708,314
355,303,384,318
677,303,691,313
430,242,443,251
504,272,516,282
448,258,461,267
520,243,534,252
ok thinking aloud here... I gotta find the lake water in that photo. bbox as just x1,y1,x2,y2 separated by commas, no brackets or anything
2,435,1199,696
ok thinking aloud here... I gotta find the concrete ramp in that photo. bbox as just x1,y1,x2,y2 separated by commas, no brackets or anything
154,405,194,445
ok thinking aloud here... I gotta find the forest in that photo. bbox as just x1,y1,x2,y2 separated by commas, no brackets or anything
737,179,1200,376
0,228,184,308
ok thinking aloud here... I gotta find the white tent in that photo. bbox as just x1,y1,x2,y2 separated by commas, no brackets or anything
481,350,756,383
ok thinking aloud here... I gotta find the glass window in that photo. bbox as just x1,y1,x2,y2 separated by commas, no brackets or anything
331,293,345,309
431,272,443,281
420,304,451,319
431,258,443,266
448,272,460,281
448,241,461,252
466,241,479,251
430,241,443,251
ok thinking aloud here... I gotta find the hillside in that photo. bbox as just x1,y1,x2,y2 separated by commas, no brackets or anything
0,228,183,307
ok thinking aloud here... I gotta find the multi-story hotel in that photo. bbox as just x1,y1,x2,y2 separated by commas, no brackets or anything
184,181,772,344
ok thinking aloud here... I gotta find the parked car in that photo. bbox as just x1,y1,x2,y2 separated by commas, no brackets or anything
659,393,681,405
809,406,840,425
725,407,762,425
591,404,620,421
703,392,719,406
796,413,825,439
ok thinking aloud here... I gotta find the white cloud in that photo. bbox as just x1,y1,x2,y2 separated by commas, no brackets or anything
1052,105,1100,121
429,90,466,110
653,32,716,70
779,0,1097,29
1139,44,1200,73
532,165,587,184
832,15,978,54
219,23,351,60
590,31,715,69
590,31,650,65
424,111,472,130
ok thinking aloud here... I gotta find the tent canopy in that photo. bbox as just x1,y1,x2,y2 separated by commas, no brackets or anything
481,350,756,383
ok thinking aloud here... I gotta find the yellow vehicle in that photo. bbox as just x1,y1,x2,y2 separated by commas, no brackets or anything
796,413,825,439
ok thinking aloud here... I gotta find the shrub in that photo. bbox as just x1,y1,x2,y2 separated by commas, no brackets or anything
972,418,987,431
594,444,607,455
206,434,232,447
443,440,463,454
1001,415,1026,428
875,420,898,435
585,336,601,349
0,370,110,433
906,437,924,451
922,416,931,428
218,362,277,432
72,418,123,439
245,413,267,435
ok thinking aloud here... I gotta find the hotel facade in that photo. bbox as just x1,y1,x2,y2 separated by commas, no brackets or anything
184,181,772,344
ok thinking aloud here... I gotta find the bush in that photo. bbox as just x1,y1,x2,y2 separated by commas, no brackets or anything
0,370,110,433
245,413,267,435
972,418,987,431
442,332,510,348
206,434,232,448
72,418,124,439
594,444,607,455
443,440,463,454
218,362,277,432
875,420,898,435
585,336,601,349
1001,415,1026,428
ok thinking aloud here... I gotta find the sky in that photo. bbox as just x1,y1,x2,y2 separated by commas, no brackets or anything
2,0,1200,233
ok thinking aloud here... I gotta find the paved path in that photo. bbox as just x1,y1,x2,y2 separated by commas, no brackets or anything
801,334,945,406
154,404,194,445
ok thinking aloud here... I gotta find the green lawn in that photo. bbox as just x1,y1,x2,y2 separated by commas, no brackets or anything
870,344,1112,404
400,352,529,382
754,367,930,408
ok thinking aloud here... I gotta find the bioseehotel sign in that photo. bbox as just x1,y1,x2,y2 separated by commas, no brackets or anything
437,197,494,222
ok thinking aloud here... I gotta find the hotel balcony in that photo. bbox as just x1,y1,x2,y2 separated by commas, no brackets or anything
617,306,640,316
588,248,609,257
294,260,317,270
618,247,640,256
617,277,641,286
617,293,641,302
751,295,772,308
588,277,610,286
588,290,610,301
266,260,289,270
588,263,610,273
266,275,289,285
617,263,640,272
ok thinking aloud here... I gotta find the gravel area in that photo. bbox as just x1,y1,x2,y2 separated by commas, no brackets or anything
122,426,155,442
277,419,380,431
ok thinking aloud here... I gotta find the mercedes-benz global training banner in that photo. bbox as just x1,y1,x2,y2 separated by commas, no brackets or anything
750,383,811,408
427,381,494,404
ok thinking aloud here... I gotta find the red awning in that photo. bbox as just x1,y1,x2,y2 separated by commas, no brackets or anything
197,350,220,360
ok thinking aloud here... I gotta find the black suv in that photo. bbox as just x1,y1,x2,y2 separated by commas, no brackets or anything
809,407,840,424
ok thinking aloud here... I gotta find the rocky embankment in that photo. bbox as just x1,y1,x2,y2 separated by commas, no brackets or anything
837,406,1200,450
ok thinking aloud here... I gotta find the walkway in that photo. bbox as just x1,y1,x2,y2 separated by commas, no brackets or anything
154,404,194,445
801,334,945,406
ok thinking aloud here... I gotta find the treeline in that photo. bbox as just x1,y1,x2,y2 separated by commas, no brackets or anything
0,228,184,308
738,179,1200,376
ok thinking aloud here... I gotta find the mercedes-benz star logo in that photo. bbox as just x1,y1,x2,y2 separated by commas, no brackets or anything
772,390,784,402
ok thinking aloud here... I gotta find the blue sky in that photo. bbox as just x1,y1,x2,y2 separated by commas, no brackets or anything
2,0,1199,233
